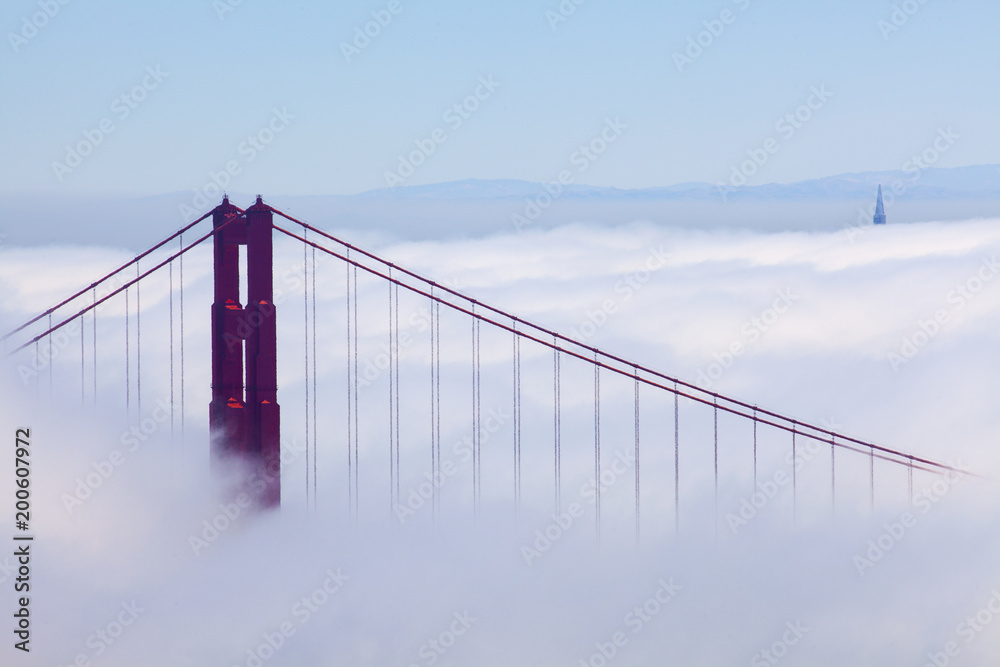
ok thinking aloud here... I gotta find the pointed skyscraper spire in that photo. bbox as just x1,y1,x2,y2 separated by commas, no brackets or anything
873,185,886,225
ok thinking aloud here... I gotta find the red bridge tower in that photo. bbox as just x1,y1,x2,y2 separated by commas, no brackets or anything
209,195,281,507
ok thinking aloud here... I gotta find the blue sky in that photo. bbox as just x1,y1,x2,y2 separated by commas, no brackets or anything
2,0,998,196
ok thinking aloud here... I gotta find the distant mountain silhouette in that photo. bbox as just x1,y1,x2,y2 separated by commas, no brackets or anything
2,165,998,248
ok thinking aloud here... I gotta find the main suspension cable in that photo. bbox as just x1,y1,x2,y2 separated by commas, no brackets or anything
271,222,965,478
2,210,215,344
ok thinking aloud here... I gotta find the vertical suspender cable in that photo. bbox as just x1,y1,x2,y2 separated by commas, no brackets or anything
344,253,354,517
594,354,601,544
125,286,130,414
792,425,797,526
516,332,521,513
674,380,679,535
908,456,914,506
553,338,561,515
92,287,97,405
471,305,478,517
312,245,318,506
713,396,718,539
353,264,359,517
306,246,319,509
394,282,400,505
169,263,174,443
512,324,520,513
634,367,640,548
179,234,185,442
511,324,517,512
136,263,141,414
869,446,875,513
429,289,436,521
831,435,836,513
80,313,85,406
304,231,311,507
388,271,395,514
476,315,482,511
435,300,441,513
48,313,53,402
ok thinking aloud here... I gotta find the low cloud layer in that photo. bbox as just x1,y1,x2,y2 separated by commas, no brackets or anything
1,216,998,665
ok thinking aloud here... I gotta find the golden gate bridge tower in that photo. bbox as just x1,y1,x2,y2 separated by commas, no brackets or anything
209,195,281,507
